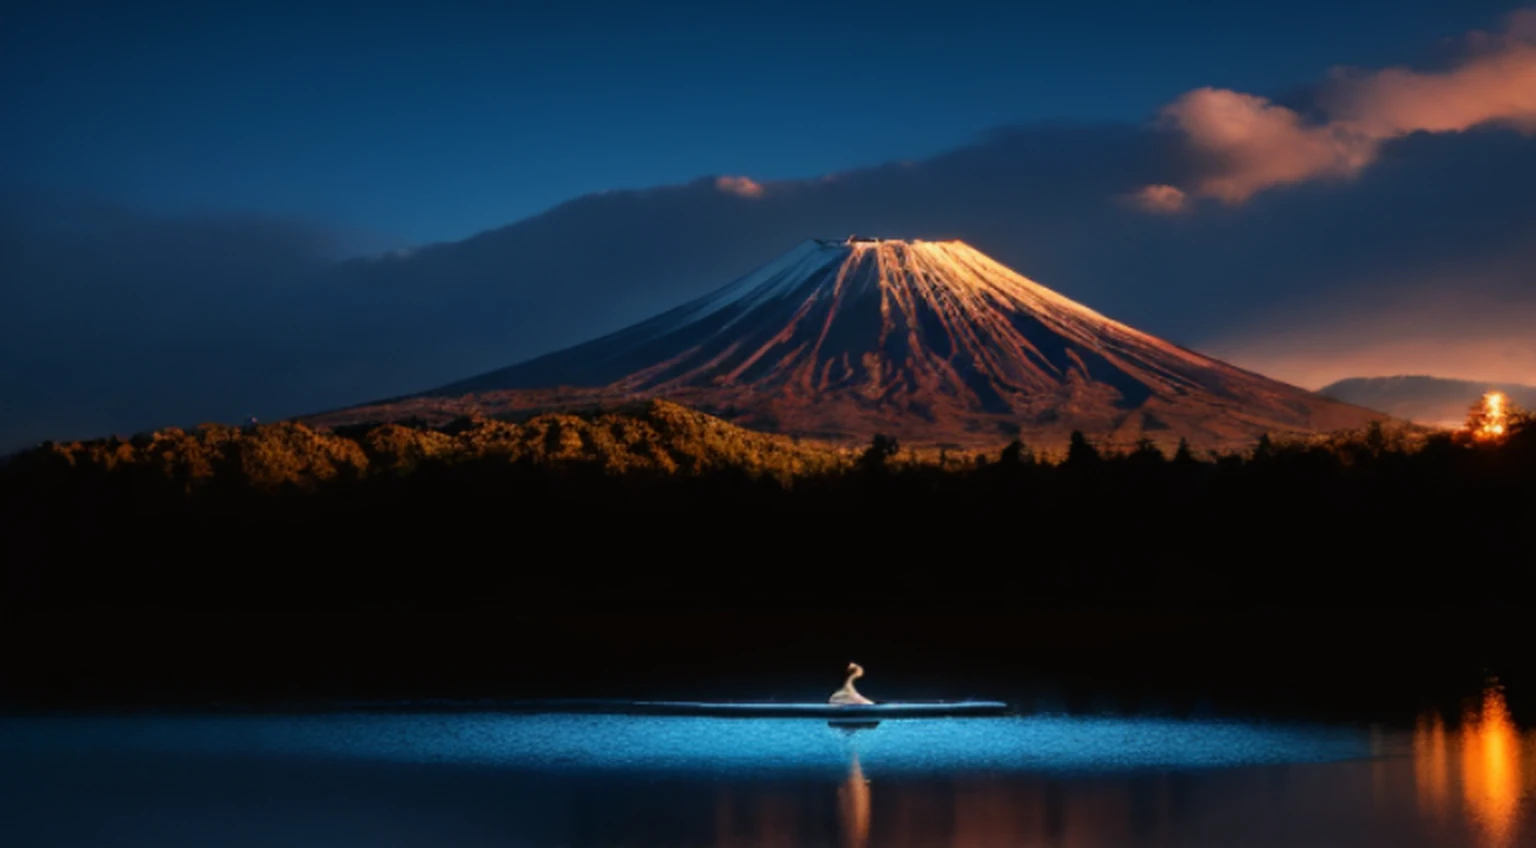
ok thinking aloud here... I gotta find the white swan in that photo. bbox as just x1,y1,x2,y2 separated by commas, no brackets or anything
830,662,875,705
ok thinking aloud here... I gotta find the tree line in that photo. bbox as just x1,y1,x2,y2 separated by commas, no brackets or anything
2,397,1531,609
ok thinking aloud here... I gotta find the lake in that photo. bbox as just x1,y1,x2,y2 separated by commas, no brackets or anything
2,686,1532,847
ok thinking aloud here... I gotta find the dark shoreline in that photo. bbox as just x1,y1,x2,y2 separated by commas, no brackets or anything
3,607,1526,728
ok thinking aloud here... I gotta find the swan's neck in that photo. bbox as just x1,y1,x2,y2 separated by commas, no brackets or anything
844,669,862,688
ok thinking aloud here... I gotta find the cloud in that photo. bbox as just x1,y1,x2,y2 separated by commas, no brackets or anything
1156,88,1378,204
1128,183,1187,213
1324,48,1536,139
0,196,350,448
1140,7,1536,207
713,175,765,198
1513,7,1536,40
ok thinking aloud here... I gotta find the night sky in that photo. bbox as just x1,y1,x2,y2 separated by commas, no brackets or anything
2,0,1534,450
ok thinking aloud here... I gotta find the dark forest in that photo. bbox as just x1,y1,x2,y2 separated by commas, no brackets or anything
3,397,1530,609
1,398,1531,719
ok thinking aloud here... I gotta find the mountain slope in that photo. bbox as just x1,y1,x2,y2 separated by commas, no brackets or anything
1320,376,1536,428
311,237,1387,450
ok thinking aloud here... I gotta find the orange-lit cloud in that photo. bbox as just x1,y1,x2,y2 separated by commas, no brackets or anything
714,175,765,198
1155,88,1377,204
1139,8,1536,207
1323,31,1536,138
1129,183,1187,213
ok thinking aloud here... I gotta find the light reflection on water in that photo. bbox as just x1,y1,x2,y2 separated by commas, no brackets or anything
1,687,1532,847
1416,682,1533,848
839,752,869,848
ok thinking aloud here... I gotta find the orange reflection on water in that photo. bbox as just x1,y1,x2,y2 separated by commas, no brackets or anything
1415,711,1452,822
943,778,1147,848
946,781,1044,848
1416,683,1532,847
713,786,803,848
1452,682,1527,848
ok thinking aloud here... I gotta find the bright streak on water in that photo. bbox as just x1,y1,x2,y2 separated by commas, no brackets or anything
0,713,1381,775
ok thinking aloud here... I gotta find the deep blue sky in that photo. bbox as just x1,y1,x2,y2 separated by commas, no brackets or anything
3,0,1525,247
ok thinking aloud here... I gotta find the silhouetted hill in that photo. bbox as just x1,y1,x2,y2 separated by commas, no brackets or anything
1320,376,1536,427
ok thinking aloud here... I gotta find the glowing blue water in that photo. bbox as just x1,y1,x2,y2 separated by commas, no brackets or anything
6,713,1503,848
0,713,1381,775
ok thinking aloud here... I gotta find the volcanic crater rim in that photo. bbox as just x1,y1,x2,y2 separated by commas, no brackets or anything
819,236,961,246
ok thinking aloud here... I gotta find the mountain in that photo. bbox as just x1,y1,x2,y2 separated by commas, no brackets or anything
1319,376,1536,428
7,127,1533,456
305,237,1387,451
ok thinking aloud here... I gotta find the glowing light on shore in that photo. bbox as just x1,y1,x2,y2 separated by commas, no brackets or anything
1475,392,1509,441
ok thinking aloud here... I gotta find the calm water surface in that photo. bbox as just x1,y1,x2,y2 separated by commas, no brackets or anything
2,687,1533,847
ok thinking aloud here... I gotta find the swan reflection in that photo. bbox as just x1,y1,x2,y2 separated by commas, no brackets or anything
838,752,870,848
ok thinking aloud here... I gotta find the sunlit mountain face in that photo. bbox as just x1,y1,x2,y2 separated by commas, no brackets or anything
312,237,1386,451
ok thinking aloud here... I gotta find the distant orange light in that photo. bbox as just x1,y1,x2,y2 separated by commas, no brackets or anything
1473,391,1509,442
